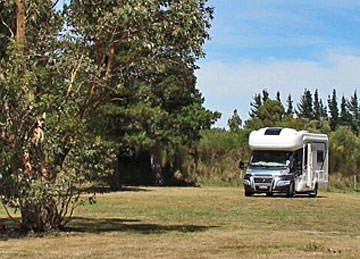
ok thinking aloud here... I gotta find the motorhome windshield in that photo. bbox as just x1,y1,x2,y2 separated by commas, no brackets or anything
250,151,292,168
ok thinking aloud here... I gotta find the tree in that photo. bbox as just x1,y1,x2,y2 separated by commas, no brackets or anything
319,99,328,119
67,0,217,186
286,94,294,117
228,109,242,132
249,93,262,118
329,127,360,175
262,89,269,103
257,99,285,126
100,62,220,186
276,91,281,102
313,89,321,120
349,90,360,134
328,89,339,131
0,0,215,232
296,89,313,120
339,96,351,127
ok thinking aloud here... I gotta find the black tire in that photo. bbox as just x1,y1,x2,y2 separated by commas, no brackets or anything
309,183,318,198
245,191,253,197
286,181,295,198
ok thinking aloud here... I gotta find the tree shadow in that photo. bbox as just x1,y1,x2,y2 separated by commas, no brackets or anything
66,216,216,234
0,217,216,239
80,186,152,194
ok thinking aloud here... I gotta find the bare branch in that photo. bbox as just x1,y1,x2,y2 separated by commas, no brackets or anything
0,15,14,38
2,202,22,227
51,0,61,10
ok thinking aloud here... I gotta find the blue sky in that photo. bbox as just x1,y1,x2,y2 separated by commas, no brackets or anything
196,0,360,127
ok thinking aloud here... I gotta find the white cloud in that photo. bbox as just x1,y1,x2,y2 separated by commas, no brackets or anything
196,49,360,128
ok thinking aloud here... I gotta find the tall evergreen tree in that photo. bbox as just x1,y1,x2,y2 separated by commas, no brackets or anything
286,94,294,117
249,93,262,118
340,96,351,126
328,89,339,130
258,99,285,125
313,89,321,120
349,90,360,133
296,89,313,120
319,99,328,119
262,89,269,103
276,91,281,102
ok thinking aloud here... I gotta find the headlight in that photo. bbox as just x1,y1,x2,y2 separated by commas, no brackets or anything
277,180,291,186
243,179,251,186
279,169,290,175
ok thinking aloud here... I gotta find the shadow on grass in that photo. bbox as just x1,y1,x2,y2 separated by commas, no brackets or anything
0,216,215,239
66,216,215,234
249,194,326,199
80,186,152,194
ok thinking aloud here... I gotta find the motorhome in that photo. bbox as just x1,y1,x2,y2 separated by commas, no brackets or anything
242,127,328,197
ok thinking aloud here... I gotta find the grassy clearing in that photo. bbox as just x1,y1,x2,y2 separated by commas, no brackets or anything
0,187,360,258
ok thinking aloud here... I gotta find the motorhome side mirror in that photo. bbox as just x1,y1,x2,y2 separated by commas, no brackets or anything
239,161,247,169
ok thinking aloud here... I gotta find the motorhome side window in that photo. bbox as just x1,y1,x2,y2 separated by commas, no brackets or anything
293,149,303,173
304,145,308,166
317,150,324,163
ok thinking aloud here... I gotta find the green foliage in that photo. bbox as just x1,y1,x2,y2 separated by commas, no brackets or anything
339,96,351,126
329,126,360,176
227,109,242,132
296,88,313,120
257,99,285,125
286,94,293,117
248,93,262,118
184,129,250,185
349,90,360,134
328,89,339,131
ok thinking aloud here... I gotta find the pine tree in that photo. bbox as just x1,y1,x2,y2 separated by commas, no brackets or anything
328,89,339,130
313,89,321,120
286,94,294,117
296,89,313,120
262,89,269,103
228,109,242,132
276,91,281,102
249,93,262,118
319,99,328,119
349,90,360,134
340,96,351,126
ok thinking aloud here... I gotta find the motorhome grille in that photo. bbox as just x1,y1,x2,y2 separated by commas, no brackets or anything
265,128,282,135
254,178,273,183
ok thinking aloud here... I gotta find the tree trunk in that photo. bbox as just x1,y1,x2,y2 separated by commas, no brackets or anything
150,144,165,186
21,198,61,233
16,0,26,43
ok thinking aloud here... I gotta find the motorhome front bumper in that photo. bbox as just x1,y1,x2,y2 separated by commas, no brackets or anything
243,174,292,193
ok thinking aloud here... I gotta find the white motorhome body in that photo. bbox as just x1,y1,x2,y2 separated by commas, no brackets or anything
243,127,328,197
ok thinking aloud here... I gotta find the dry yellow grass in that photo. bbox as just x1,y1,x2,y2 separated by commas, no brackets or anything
0,187,360,258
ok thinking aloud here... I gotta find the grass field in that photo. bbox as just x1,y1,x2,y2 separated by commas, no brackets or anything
0,187,360,258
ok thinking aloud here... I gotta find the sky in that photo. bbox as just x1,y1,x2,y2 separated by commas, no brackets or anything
196,0,360,128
